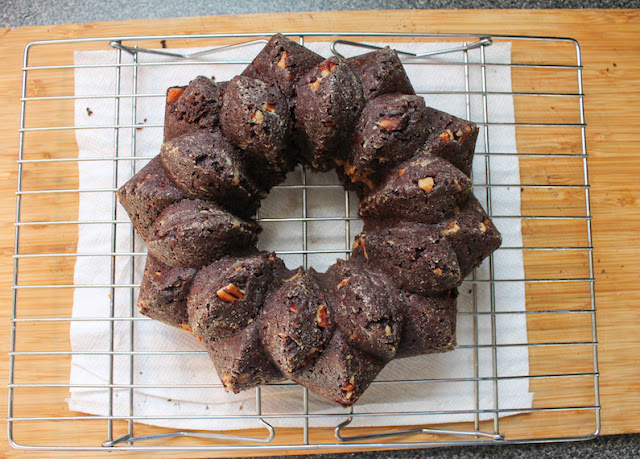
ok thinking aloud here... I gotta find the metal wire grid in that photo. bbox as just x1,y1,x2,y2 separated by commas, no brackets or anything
9,32,599,451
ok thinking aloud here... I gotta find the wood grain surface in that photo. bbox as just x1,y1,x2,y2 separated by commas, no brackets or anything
0,8,639,458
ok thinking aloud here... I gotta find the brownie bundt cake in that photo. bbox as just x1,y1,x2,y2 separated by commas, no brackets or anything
117,34,502,406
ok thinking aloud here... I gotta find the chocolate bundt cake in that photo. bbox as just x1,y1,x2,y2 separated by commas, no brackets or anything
116,33,502,407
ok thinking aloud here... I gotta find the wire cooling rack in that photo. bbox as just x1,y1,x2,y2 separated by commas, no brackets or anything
9,33,599,452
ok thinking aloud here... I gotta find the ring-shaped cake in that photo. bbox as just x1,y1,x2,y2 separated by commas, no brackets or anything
117,34,502,406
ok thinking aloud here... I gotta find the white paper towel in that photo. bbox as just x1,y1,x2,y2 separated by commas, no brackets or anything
68,39,532,431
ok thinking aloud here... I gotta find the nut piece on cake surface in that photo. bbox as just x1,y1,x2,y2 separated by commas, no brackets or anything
216,283,246,304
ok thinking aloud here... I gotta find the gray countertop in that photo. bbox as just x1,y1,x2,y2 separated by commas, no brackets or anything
2,1,639,458
2,0,640,27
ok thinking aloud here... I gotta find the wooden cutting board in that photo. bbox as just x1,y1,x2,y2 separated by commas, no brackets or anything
0,8,639,458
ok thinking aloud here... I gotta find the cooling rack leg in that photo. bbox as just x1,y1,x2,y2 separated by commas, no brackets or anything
103,418,276,447
334,416,504,443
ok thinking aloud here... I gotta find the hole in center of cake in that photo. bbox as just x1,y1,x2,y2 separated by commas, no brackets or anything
256,167,363,273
